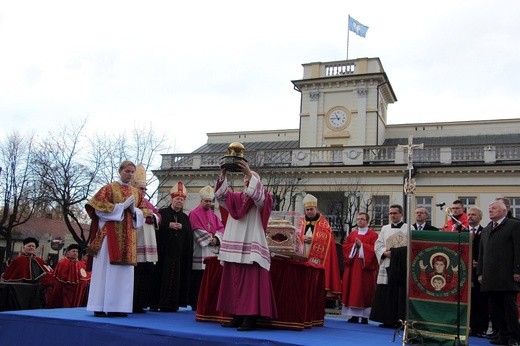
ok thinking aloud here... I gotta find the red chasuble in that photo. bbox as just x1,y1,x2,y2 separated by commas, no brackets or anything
86,182,149,266
298,214,342,297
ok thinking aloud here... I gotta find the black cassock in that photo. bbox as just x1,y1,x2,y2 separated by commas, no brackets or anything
149,207,193,311
369,246,407,327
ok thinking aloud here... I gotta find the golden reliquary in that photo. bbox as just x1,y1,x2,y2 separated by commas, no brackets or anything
220,142,247,172
266,219,306,260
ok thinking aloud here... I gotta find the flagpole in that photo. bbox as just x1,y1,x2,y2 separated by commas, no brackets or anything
346,15,350,61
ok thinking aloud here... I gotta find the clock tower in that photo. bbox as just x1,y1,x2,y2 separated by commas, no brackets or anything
292,57,396,148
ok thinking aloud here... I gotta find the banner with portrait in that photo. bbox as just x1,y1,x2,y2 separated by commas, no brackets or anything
408,231,472,346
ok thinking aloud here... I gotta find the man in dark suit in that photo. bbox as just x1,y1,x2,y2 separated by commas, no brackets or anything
412,206,439,231
477,201,520,346
496,197,520,222
467,206,491,337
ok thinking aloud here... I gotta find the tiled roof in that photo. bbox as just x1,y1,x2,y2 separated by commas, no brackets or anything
192,141,300,154
12,217,89,239
383,134,520,146
190,134,520,154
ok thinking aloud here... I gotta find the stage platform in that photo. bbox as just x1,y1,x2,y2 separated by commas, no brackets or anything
0,307,488,345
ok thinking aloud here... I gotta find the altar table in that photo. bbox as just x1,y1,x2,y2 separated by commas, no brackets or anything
195,256,325,330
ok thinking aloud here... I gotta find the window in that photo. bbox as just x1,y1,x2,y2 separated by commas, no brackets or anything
372,195,390,227
458,197,476,212
507,197,520,218
415,196,433,222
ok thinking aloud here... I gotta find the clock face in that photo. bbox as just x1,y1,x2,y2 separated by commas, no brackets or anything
328,109,349,130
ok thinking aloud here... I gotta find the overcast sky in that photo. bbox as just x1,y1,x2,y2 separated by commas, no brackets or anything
1,1,519,154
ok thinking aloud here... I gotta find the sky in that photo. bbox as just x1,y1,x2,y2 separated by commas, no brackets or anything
1,1,519,154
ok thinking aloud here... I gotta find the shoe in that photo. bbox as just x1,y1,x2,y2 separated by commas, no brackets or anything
378,323,396,329
237,316,257,331
347,316,359,323
361,318,368,324
469,330,487,338
106,312,128,317
132,308,146,313
508,339,520,346
222,316,243,328
487,332,499,339
94,311,107,317
159,307,177,312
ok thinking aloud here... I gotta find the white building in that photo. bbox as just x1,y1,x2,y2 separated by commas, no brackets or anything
153,57,520,236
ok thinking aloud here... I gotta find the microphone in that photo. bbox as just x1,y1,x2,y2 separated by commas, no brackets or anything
436,202,446,210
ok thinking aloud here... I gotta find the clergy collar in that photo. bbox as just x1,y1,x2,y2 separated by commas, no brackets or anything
391,221,404,228
306,213,320,222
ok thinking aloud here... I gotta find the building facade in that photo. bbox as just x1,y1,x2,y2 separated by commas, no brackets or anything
153,57,520,235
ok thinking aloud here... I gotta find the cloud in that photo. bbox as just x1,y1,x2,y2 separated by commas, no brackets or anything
1,0,519,153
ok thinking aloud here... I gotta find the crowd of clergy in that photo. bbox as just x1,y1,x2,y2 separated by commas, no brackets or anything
1,160,518,342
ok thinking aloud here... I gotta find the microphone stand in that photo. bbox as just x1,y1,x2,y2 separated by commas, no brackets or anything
445,210,467,346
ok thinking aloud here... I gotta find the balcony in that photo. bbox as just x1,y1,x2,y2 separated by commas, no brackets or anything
160,144,520,170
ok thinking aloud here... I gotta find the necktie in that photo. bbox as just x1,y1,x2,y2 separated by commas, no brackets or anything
418,225,423,230
493,222,499,229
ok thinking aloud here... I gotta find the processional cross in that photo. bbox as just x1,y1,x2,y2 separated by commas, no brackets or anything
397,135,423,195
396,135,423,346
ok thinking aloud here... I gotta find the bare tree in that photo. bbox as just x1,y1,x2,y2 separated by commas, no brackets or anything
92,124,170,204
32,120,102,250
0,132,41,260
256,169,305,212
3,119,170,255
324,178,374,243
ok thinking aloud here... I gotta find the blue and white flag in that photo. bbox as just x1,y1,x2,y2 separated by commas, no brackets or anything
348,15,368,38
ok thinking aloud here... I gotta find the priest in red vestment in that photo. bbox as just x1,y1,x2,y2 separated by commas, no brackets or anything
297,194,342,299
341,212,379,324
48,244,91,308
86,160,150,317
